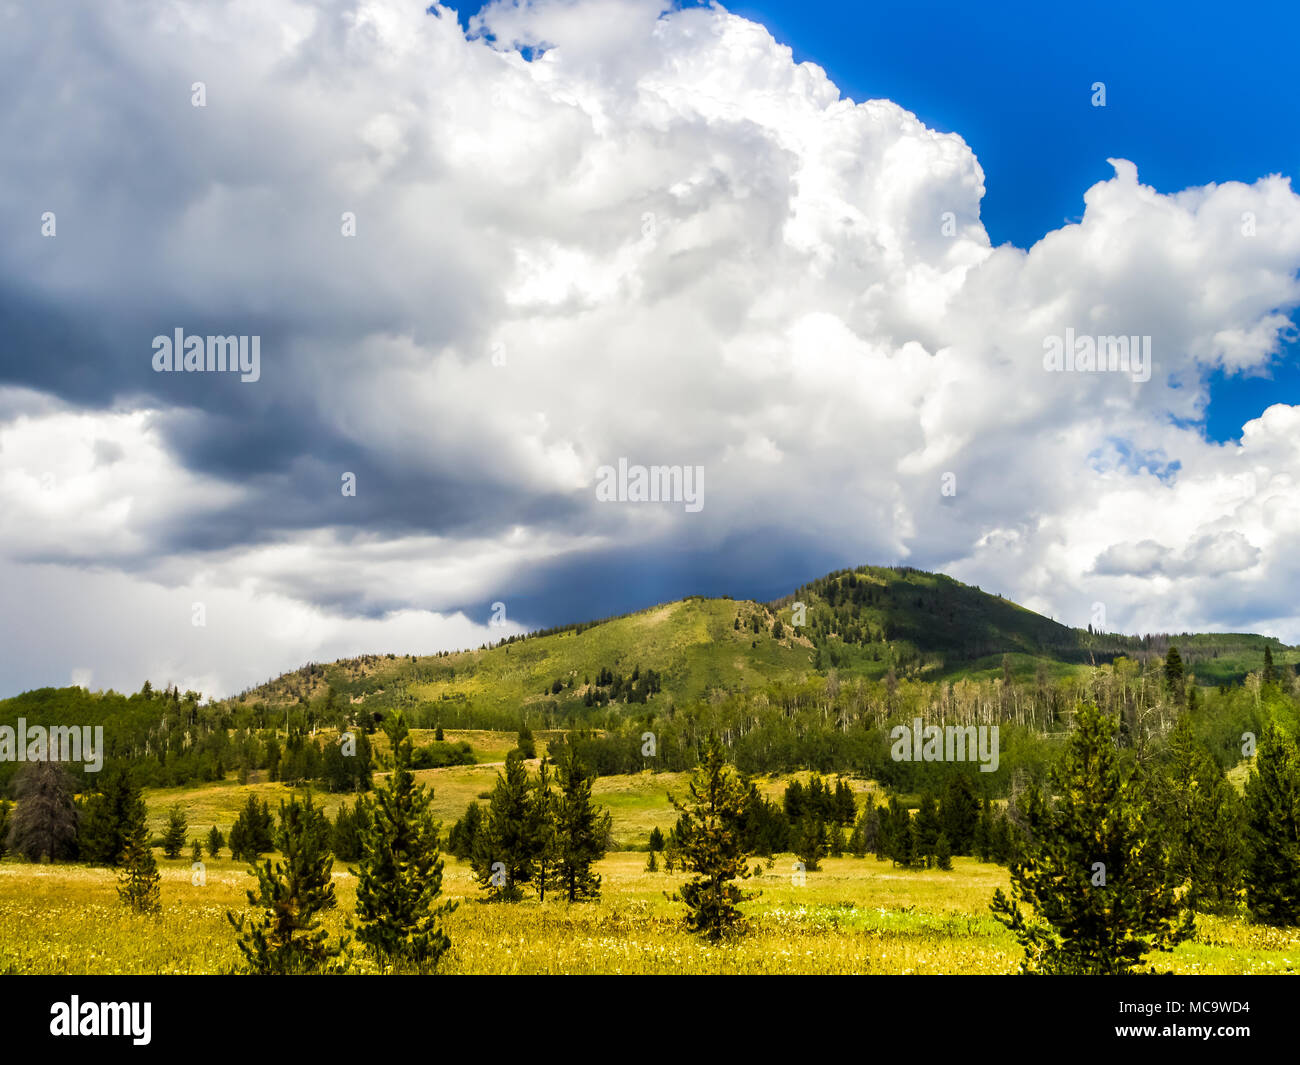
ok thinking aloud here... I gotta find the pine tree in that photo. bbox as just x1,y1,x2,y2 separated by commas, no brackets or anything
1146,715,1245,913
935,832,953,870
7,761,79,862
516,725,537,760
1263,645,1278,686
829,822,846,858
116,794,161,914
190,838,203,863
974,799,993,863
670,734,756,941
228,795,273,861
839,779,858,825
990,703,1193,973
162,802,188,859
531,758,559,901
473,752,543,901
227,793,349,974
330,797,369,862
447,801,484,860
645,849,658,872
903,818,923,869
552,746,611,902
77,769,139,866
882,796,910,866
1243,725,1300,926
940,774,981,855
206,825,224,859
1165,647,1185,705
648,826,665,853
795,814,829,871
352,712,455,971
990,810,1013,865
915,792,941,867
783,779,805,823
849,804,877,858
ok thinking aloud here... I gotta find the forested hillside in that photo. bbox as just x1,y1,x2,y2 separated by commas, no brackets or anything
3,564,1294,795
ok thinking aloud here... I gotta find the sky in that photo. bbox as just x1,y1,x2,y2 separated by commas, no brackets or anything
1,0,1298,698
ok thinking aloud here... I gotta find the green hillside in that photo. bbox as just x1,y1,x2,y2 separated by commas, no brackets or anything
231,564,1293,721
2,563,1293,793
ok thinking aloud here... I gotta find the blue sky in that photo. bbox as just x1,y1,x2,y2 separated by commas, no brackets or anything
723,0,1300,443
460,0,1300,442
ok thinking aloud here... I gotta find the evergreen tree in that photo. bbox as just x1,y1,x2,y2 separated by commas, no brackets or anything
990,811,1013,865
807,774,829,822
162,802,188,859
330,798,370,862
447,801,484,860
228,796,274,861
1263,645,1277,686
914,792,941,867
783,779,806,823
1243,725,1300,926
531,758,559,901
849,804,878,858
206,825,224,859
1146,715,1245,913
516,726,537,760
974,799,993,863
881,796,910,866
1165,647,1185,705
227,794,349,974
352,712,455,971
795,814,829,871
829,821,846,858
473,752,542,901
741,783,790,856
935,832,953,870
670,734,756,941
321,730,373,793
833,778,857,825
645,848,658,872
990,702,1193,974
901,817,920,869
116,798,161,915
77,769,139,866
552,746,611,902
648,826,665,853
940,774,981,855
7,761,79,862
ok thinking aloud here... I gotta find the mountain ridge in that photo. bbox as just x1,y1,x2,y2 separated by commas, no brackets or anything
223,563,1289,719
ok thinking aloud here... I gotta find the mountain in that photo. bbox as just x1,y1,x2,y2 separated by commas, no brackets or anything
227,564,1288,722
2,562,1290,791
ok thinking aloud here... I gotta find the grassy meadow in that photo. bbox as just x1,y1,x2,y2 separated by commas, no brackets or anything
5,850,1298,976
2,730,1298,975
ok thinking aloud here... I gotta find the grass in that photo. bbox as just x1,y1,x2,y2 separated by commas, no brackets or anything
3,853,1296,975
7,730,1296,975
